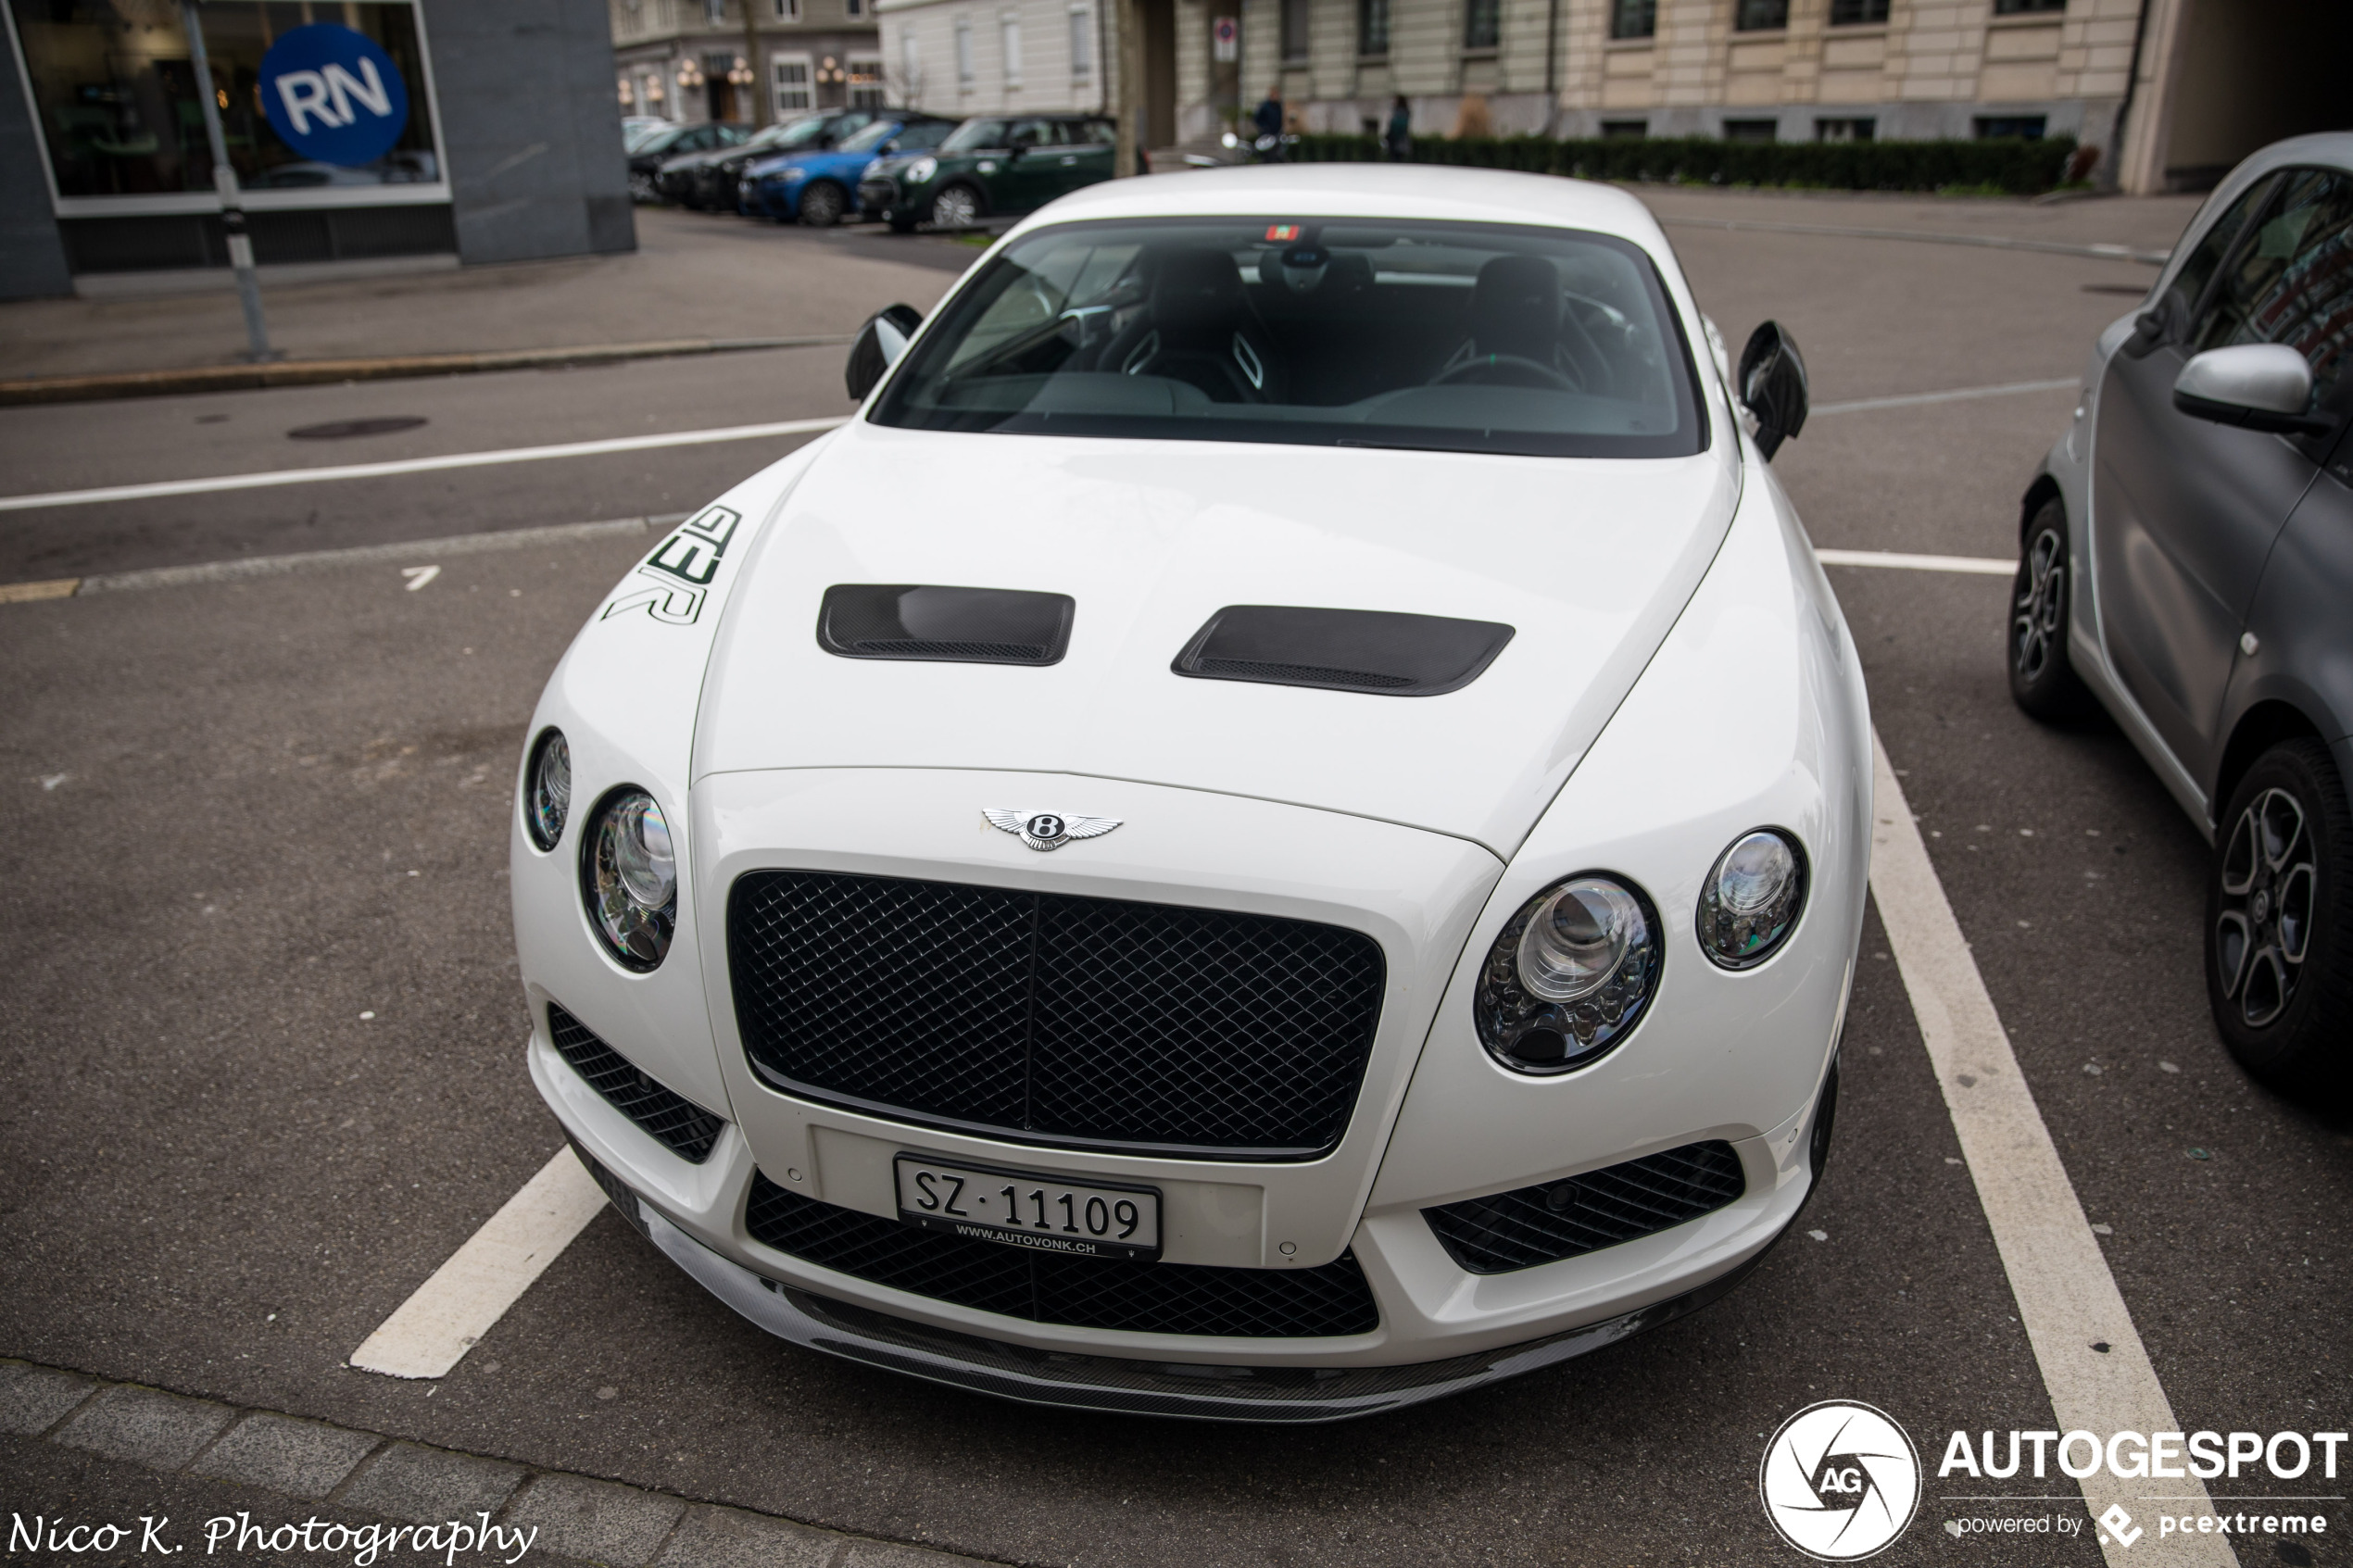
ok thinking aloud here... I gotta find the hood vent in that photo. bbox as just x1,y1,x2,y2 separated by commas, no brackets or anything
1173,606,1515,697
818,584,1076,667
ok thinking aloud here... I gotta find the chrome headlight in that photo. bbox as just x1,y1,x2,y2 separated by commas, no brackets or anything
524,728,570,851
583,789,675,969
904,156,937,184
1475,874,1660,1073
1697,829,1806,970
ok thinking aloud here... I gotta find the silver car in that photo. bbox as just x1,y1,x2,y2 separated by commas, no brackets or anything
2013,132,2352,1091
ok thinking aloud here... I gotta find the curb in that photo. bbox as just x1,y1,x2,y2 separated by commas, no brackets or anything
0,336,854,408
0,1359,998,1568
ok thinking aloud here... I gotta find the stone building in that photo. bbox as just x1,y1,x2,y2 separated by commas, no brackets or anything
610,0,886,125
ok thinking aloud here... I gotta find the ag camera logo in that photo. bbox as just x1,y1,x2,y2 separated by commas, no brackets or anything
1760,1401,1922,1560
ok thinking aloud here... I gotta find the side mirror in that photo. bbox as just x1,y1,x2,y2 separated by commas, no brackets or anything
846,303,923,401
1738,320,1809,460
2172,344,2329,435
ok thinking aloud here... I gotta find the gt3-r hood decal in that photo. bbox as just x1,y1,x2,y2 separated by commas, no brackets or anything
695,419,1740,854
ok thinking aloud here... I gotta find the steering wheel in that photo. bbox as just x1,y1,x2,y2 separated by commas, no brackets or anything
1428,353,1581,392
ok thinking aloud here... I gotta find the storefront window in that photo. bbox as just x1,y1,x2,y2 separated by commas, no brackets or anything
8,0,441,200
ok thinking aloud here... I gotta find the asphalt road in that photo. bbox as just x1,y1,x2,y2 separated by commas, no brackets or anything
5,191,2347,1568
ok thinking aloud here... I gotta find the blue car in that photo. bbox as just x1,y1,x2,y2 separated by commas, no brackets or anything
741,114,961,227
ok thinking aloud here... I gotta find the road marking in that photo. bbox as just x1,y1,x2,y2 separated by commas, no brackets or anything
1813,376,2080,416
1816,548,2013,575
1869,734,2234,1566
0,577,79,602
1658,215,2169,266
350,1147,608,1380
399,564,440,592
0,416,850,513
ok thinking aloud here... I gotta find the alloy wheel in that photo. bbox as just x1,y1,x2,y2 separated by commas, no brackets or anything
800,182,843,228
2216,786,2318,1028
2012,526,2064,684
931,186,979,231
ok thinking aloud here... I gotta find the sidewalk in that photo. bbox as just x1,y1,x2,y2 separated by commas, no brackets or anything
0,207,968,386
0,185,2202,398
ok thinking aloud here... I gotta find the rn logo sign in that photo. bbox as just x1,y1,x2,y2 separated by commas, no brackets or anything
258,23,409,167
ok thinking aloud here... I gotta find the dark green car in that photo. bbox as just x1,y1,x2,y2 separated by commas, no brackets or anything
861,115,1117,232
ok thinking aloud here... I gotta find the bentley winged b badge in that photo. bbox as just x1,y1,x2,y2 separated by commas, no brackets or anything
984,809,1123,852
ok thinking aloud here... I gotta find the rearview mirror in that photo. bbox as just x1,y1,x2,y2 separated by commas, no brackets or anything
1738,320,1810,460
846,303,923,401
2172,344,2329,435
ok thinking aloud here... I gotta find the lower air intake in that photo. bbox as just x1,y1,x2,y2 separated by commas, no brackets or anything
745,1173,1379,1337
546,1003,726,1164
1422,1140,1746,1274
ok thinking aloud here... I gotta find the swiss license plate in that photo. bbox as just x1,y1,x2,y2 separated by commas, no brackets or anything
893,1155,1161,1261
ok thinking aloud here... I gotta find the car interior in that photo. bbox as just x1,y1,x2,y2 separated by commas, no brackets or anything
876,220,1702,457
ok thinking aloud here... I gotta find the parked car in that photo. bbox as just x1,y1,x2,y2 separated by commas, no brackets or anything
741,114,959,226
628,120,748,203
2009,132,2353,1091
665,111,877,211
512,164,1864,1420
862,115,1117,232
622,115,670,150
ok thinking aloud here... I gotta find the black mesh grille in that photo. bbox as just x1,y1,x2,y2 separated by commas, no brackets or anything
1422,1140,1746,1274
746,1173,1379,1337
547,1003,726,1164
727,871,1386,1159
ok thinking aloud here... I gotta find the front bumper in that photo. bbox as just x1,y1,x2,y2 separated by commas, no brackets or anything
583,1137,1800,1422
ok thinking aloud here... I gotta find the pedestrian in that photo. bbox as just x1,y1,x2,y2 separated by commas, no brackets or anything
1384,94,1412,161
1253,84,1286,161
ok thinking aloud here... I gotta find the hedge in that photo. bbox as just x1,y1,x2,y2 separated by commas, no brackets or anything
1287,133,2081,194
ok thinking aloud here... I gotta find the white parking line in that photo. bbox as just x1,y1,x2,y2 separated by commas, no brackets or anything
1813,376,2080,416
349,1147,608,1380
0,416,849,514
1869,735,2233,1565
1816,548,2013,575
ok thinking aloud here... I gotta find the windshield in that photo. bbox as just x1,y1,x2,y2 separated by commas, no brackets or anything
838,119,903,154
870,218,1706,458
940,119,1009,153
745,119,817,154
635,125,687,156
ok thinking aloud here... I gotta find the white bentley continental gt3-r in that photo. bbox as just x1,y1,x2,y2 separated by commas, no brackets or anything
514,164,1870,1421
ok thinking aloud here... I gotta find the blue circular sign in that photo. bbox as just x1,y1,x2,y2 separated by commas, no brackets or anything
258,24,409,167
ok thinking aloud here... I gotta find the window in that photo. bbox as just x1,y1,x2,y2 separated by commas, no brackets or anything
901,32,923,100
2187,169,2353,406
774,56,812,112
774,0,799,18
956,17,975,89
1462,0,1499,49
1828,0,1887,20
1069,6,1094,82
1973,116,2047,139
871,218,1706,460
1358,0,1390,56
1815,117,1874,142
1993,0,2066,12
1281,0,1312,62
1601,119,1647,138
1609,0,1655,38
847,55,885,107
2162,175,2277,325
1723,119,1777,143
1001,15,1023,85
846,0,863,14
706,0,727,22
1734,0,1788,30
7,0,445,201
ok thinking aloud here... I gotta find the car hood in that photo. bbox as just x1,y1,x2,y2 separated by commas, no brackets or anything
746,150,854,179
695,420,1741,854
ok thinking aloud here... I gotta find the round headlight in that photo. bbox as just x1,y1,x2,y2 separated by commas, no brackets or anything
1475,874,1660,1074
583,789,675,969
525,728,569,851
905,156,937,184
1697,829,1806,970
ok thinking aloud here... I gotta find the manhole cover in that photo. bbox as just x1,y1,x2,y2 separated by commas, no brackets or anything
287,417,428,440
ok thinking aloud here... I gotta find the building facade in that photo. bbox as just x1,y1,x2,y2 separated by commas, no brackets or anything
2,0,635,301
865,0,2344,196
610,0,884,125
